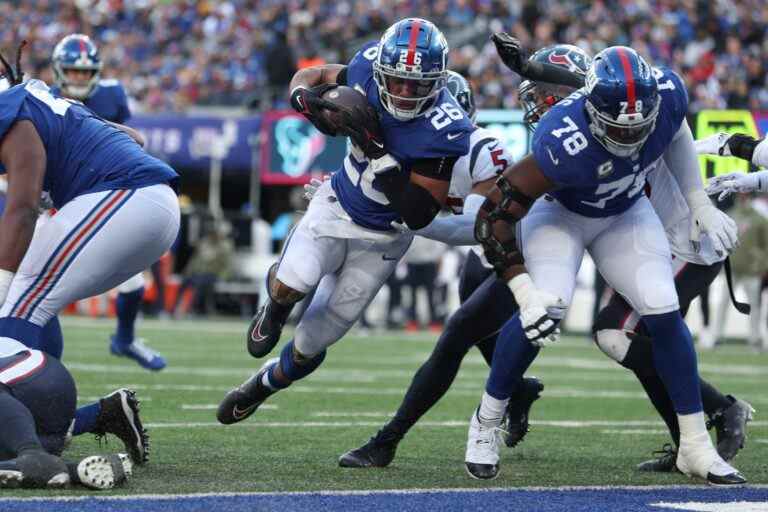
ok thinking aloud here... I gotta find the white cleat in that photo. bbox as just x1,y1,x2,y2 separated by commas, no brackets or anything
677,434,746,486
464,408,503,480
76,453,133,490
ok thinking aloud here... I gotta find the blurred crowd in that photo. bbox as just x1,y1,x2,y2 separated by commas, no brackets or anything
2,0,767,113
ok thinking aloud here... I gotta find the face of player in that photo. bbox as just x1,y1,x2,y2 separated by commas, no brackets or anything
63,68,96,88
385,76,432,110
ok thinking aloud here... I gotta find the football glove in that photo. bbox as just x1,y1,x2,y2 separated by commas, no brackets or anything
706,171,768,201
290,84,341,136
694,132,759,162
491,33,528,75
687,190,739,256
337,104,387,160
508,274,566,348
303,176,330,201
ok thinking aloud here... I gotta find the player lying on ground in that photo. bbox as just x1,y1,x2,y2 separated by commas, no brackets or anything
0,341,133,490
217,19,475,430
0,41,178,465
463,43,743,484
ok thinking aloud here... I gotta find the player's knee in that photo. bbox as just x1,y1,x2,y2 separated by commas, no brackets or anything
436,310,479,359
635,264,679,315
594,328,631,365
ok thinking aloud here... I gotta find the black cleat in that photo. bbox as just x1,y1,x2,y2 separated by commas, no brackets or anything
708,395,755,461
339,431,400,468
217,360,277,425
93,389,149,465
0,450,69,489
707,470,747,486
636,443,677,472
503,377,544,447
247,265,293,358
68,453,133,490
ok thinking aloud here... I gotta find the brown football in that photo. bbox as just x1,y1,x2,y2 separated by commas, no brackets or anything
320,85,370,129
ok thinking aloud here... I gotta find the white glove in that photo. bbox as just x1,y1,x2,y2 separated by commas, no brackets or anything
694,132,733,156
508,274,567,348
303,176,330,201
687,190,739,256
705,171,767,201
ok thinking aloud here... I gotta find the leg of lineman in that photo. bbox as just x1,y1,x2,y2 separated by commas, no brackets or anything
109,272,167,371
0,347,131,490
595,260,754,472
590,198,744,485
339,252,543,467
466,198,584,480
0,185,179,465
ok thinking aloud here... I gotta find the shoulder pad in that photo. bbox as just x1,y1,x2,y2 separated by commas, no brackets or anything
467,127,510,182
654,67,687,126
532,100,599,187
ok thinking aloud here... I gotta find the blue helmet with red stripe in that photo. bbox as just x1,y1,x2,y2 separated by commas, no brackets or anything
52,34,102,100
584,46,659,158
373,18,448,120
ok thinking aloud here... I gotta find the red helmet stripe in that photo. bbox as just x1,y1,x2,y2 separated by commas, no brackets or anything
406,19,422,66
616,47,636,113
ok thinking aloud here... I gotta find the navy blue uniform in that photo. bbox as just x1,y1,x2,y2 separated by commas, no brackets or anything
332,42,473,230
0,80,177,209
532,68,687,217
52,79,131,123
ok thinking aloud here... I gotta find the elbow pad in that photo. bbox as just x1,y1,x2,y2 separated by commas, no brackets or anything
390,183,441,230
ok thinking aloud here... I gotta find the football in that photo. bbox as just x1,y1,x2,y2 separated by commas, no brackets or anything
320,85,370,130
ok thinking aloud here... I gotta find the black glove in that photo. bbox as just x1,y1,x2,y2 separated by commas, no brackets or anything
474,196,524,278
337,104,387,160
491,33,529,75
726,133,760,162
290,84,341,136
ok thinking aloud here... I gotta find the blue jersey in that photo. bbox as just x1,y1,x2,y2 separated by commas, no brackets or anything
52,79,131,123
331,41,473,231
0,80,178,208
532,67,688,218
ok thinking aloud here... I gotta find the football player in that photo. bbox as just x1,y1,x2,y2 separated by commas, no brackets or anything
494,40,754,474
0,42,179,466
216,19,474,428
337,68,548,468
464,42,744,484
695,133,768,198
0,340,133,489
51,34,165,371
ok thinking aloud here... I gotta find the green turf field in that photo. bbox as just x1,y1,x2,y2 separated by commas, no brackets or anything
10,316,768,496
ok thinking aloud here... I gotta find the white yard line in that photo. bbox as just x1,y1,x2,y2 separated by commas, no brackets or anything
181,403,277,410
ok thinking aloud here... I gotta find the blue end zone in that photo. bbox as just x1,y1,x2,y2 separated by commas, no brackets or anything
2,486,767,512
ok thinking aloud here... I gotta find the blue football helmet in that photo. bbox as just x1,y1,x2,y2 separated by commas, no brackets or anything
584,46,660,158
446,70,475,121
52,34,102,100
519,44,592,131
373,18,448,120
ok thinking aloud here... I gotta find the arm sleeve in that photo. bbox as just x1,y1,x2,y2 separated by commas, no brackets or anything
524,61,585,88
413,193,485,246
663,121,704,198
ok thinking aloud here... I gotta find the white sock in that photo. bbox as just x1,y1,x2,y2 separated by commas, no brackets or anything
677,411,709,442
478,392,507,427
262,368,278,390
